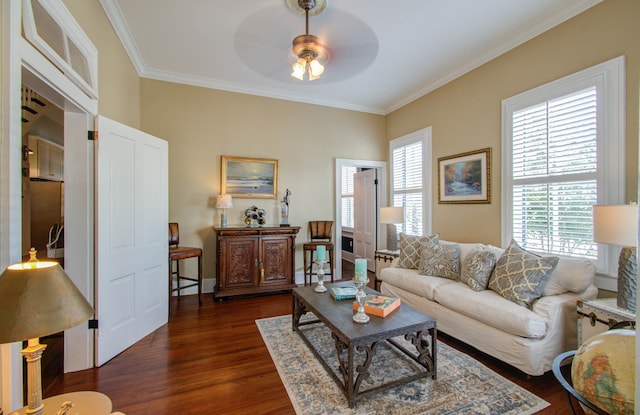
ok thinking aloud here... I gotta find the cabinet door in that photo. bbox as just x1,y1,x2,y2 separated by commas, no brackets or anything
220,237,258,289
260,236,292,286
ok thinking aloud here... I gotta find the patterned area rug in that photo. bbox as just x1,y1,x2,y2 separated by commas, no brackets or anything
256,314,549,415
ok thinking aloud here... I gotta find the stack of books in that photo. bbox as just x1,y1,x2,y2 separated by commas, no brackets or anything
329,286,357,300
352,294,401,317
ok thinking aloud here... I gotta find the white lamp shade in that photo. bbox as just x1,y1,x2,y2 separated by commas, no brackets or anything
593,204,639,246
215,194,233,209
380,207,404,224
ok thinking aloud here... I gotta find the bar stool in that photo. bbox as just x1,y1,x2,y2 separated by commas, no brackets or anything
168,222,202,314
303,220,334,286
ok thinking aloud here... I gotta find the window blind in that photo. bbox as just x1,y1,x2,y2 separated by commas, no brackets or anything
341,166,356,228
392,141,423,235
511,87,597,258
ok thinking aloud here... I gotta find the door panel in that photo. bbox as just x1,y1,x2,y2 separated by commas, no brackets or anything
354,169,377,272
95,115,168,366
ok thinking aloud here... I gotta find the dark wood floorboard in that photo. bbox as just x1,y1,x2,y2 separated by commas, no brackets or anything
48,286,583,414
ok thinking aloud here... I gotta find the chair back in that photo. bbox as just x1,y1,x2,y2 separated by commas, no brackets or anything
169,223,180,247
309,221,333,242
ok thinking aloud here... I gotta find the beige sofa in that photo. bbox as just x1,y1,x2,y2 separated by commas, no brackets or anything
378,239,598,376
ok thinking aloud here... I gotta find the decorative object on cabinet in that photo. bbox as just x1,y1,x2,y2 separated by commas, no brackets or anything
0,253,93,415
438,147,491,204
221,155,278,198
577,298,636,345
592,203,638,312
28,135,64,181
215,194,233,227
303,221,334,286
280,188,291,227
380,206,404,251
168,223,202,314
214,226,300,299
244,205,267,226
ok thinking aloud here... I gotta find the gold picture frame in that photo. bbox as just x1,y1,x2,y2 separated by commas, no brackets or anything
221,156,278,199
438,148,491,204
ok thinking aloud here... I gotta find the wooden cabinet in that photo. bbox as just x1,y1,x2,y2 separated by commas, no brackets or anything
29,135,64,181
214,226,300,299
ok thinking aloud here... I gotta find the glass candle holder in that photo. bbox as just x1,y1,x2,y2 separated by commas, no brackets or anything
314,260,327,292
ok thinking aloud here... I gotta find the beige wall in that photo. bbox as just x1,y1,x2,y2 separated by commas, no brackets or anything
386,0,640,246
62,0,141,128
140,79,386,277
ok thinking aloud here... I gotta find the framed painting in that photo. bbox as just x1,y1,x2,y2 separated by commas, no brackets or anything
438,148,491,204
221,156,278,199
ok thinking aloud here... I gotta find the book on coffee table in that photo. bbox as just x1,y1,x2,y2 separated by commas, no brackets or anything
352,294,401,317
330,286,357,300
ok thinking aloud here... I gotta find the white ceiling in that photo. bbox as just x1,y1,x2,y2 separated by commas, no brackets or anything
99,0,601,115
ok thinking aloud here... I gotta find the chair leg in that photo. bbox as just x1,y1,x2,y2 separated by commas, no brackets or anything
176,260,181,297
303,249,309,286
328,249,334,283
168,257,172,316
197,255,202,305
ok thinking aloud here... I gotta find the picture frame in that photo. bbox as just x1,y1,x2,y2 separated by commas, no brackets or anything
221,156,278,199
438,148,491,204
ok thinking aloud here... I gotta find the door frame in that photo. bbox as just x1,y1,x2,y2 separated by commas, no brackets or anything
1,0,97,409
334,159,387,279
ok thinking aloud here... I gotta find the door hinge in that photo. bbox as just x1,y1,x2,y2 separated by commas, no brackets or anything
88,319,99,329
374,179,378,185
88,130,98,141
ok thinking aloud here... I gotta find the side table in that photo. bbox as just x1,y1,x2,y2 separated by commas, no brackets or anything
374,249,399,290
577,298,636,345
10,391,112,415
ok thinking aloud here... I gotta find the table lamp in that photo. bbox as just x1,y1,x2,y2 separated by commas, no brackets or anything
593,204,639,312
0,254,93,415
380,207,405,251
215,194,233,228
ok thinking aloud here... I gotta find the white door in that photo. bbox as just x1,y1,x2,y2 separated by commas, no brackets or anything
354,169,377,272
95,115,168,366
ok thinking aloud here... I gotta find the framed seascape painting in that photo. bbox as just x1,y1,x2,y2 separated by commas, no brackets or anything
221,156,278,199
438,148,491,204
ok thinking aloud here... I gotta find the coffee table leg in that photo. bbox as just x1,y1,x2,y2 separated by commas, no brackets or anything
333,334,379,408
291,295,307,332
406,328,437,379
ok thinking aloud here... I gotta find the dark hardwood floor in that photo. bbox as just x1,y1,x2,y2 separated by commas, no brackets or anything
48,284,583,414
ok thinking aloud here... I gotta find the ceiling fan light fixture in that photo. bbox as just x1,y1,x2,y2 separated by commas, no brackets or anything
290,0,327,81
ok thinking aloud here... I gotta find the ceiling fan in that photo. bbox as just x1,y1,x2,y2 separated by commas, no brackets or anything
287,0,328,81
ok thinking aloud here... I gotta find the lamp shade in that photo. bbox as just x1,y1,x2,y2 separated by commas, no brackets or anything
215,194,233,209
380,207,405,224
0,262,93,344
593,204,639,247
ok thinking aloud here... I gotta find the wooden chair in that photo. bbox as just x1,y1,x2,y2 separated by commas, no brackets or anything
302,220,334,286
168,223,202,314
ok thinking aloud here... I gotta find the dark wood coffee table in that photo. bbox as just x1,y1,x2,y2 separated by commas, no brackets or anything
292,282,437,408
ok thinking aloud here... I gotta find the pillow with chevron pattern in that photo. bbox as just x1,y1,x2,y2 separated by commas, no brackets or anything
488,240,558,308
398,233,439,270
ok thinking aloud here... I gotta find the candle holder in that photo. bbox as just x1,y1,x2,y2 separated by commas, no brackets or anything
314,260,327,292
352,277,370,324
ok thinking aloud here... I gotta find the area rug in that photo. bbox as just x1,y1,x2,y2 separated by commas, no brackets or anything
256,314,549,415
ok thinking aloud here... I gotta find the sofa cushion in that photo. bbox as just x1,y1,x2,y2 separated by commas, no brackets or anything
434,282,548,338
542,257,596,296
398,233,439,269
419,243,460,280
379,267,454,301
461,248,496,291
488,240,559,308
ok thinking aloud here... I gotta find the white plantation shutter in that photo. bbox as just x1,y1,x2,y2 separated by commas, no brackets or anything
502,57,625,284
511,87,598,258
341,166,356,228
391,141,424,235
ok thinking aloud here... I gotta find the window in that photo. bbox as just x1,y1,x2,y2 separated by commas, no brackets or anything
390,128,432,236
340,166,356,228
502,57,625,283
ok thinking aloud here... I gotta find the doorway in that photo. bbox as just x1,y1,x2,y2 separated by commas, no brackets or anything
334,159,387,279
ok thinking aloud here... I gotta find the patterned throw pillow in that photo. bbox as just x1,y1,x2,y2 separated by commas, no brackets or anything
419,243,460,280
488,240,559,308
461,248,496,291
398,233,439,269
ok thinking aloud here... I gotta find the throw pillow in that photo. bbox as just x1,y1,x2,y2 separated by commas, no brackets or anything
419,243,460,280
461,248,496,291
398,233,439,269
488,240,559,308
